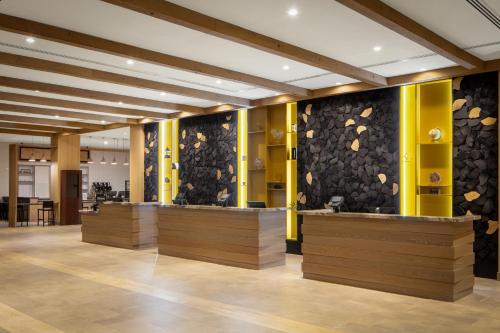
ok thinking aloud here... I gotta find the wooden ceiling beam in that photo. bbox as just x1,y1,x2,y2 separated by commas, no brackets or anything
0,76,203,113
0,114,105,130
0,85,170,119
0,13,310,97
0,100,132,124
0,52,249,106
335,0,484,69
0,121,78,133
0,128,55,137
102,0,387,86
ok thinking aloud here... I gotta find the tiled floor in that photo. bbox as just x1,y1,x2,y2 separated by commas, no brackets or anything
0,225,499,333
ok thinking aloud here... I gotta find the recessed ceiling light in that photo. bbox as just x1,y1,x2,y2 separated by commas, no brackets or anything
282,64,290,71
25,37,35,44
373,45,382,52
420,68,427,72
217,103,222,106
215,79,222,84
126,59,135,65
336,82,342,86
287,8,298,16
34,90,40,93
54,115,60,118
104,140,109,145
101,120,106,124
118,101,123,105
274,92,280,96
400,59,409,63
160,92,166,96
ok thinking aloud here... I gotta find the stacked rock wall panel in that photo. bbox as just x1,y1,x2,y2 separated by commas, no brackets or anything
144,122,158,202
453,71,498,278
297,88,400,212
178,112,237,206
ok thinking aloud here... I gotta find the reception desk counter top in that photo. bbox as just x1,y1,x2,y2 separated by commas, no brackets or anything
298,210,477,223
299,211,476,301
80,202,158,249
157,205,286,269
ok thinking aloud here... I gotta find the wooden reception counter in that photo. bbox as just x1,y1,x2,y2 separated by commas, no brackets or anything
81,202,158,249
158,205,286,269
299,210,476,301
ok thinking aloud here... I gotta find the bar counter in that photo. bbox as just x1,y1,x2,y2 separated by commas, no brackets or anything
80,202,158,249
158,205,286,269
298,210,476,301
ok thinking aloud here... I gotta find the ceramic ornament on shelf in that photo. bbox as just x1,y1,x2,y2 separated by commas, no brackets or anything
429,171,441,184
254,157,264,169
270,128,284,144
428,128,442,142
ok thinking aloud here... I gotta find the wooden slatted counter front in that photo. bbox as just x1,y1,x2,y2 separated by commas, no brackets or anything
158,205,286,269
299,210,476,301
81,202,158,249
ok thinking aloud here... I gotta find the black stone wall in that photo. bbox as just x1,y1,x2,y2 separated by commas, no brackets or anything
297,88,400,212
144,122,159,202
178,111,237,206
453,71,498,279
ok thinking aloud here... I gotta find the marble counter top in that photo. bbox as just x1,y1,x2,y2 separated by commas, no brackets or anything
101,201,159,207
297,210,478,223
159,204,286,213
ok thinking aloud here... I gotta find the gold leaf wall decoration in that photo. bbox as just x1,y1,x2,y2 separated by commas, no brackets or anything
351,139,359,151
486,220,498,235
378,173,387,184
306,130,314,138
222,123,230,130
228,164,234,174
187,183,194,190
197,132,202,139
356,125,367,134
392,183,399,195
147,132,151,140
306,172,313,185
200,134,207,142
231,176,236,183
452,77,463,90
297,192,306,204
233,146,236,152
149,141,155,148
302,113,308,123
144,147,150,154
179,143,185,150
452,99,466,111
194,142,201,149
217,169,221,180
345,119,355,127
145,165,153,176
481,117,497,125
181,129,186,139
469,107,481,118
464,191,480,202
305,104,312,115
360,107,372,118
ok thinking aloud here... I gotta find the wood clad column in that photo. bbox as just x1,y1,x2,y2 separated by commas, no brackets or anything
130,125,144,202
50,134,81,222
498,70,500,281
8,144,18,227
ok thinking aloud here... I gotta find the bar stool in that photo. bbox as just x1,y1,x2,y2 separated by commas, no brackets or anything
17,204,29,227
38,201,55,227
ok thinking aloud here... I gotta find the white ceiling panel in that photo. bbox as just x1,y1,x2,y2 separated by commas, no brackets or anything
0,0,329,84
0,64,213,108
169,0,438,67
382,0,500,49
366,55,456,77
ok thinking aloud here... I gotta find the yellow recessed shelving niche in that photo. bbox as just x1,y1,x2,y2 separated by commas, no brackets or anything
400,80,453,217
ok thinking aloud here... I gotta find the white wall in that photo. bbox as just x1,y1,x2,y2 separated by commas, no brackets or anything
84,150,129,192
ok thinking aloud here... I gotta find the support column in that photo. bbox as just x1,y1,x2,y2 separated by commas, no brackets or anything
8,144,18,227
130,124,145,202
498,70,500,281
50,134,81,223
